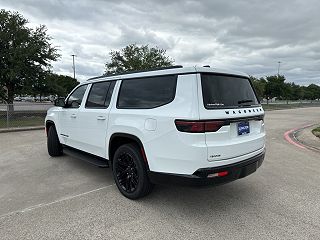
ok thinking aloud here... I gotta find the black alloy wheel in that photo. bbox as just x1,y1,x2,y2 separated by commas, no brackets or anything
115,152,139,193
112,144,154,199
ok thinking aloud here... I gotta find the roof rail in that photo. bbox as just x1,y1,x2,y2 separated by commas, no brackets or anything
87,65,183,81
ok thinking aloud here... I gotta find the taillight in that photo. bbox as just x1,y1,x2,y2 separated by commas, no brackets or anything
174,121,204,133
175,120,224,133
204,121,224,132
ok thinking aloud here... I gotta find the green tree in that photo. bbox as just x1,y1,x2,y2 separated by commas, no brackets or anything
48,73,79,97
265,75,286,102
29,70,51,100
249,76,266,101
305,84,320,102
15,72,78,100
289,83,302,100
283,82,293,104
0,10,59,108
105,44,174,74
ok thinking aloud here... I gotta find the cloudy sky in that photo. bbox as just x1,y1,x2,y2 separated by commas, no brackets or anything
1,0,319,85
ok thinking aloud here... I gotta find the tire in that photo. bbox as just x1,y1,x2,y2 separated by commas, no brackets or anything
112,143,154,199
47,125,63,157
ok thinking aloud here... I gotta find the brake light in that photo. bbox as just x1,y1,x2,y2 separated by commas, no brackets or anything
175,120,224,133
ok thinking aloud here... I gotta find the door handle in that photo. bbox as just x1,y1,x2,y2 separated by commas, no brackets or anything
70,114,77,118
97,116,106,120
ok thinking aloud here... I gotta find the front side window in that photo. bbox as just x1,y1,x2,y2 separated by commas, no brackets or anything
201,74,259,109
86,81,114,108
117,75,177,109
66,85,88,108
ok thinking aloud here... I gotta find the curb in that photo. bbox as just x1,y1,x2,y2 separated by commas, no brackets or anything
284,124,320,153
0,126,44,133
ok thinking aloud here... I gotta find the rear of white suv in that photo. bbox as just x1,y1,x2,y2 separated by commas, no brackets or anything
46,66,265,199
141,68,265,186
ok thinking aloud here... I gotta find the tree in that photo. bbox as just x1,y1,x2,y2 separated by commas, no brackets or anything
265,75,286,102
105,44,174,74
290,82,302,100
250,76,266,101
305,84,320,102
0,10,59,108
15,72,78,101
47,73,79,97
283,82,293,104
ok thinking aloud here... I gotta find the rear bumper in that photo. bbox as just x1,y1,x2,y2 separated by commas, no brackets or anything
148,151,265,186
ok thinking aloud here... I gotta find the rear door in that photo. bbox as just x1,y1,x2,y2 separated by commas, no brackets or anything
197,73,265,161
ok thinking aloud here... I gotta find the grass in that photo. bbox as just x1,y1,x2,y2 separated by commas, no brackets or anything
0,116,44,128
262,102,320,111
312,127,320,138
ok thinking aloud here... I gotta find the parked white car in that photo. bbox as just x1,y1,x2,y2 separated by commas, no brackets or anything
45,66,266,199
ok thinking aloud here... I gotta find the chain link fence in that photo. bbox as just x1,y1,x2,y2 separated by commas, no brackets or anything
0,102,53,129
0,100,319,129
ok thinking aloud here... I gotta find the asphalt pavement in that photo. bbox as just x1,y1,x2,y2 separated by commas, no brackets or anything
0,107,319,240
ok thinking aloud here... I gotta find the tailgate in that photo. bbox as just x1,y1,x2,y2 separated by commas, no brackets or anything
205,116,265,161
197,72,265,161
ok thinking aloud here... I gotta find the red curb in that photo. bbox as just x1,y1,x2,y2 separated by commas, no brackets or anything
283,124,315,150
284,128,306,149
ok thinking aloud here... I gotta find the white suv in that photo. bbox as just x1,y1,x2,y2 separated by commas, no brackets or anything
45,66,265,199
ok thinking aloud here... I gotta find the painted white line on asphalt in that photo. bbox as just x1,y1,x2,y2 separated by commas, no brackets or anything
0,184,115,219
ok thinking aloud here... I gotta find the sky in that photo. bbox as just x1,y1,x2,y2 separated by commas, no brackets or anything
0,0,319,85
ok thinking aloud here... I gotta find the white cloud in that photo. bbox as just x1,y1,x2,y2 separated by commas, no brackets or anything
0,0,319,85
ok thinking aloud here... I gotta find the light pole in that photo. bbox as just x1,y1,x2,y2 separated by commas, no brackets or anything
71,54,76,79
277,61,281,76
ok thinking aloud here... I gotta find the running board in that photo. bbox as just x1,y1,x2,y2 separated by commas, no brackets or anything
62,146,109,168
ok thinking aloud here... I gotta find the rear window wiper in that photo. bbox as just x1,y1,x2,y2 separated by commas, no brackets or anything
238,99,253,104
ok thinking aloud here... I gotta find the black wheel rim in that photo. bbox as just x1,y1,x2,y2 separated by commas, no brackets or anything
115,152,139,193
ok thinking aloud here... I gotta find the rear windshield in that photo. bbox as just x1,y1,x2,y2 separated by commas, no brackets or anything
201,73,259,109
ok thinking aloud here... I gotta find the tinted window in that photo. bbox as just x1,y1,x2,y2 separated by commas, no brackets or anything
66,85,88,108
86,81,113,108
117,75,177,109
201,74,259,109
106,81,116,106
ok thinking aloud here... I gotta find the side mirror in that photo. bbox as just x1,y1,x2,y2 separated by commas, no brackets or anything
54,97,66,107
71,101,80,108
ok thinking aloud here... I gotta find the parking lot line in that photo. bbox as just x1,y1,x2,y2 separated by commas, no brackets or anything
0,184,115,219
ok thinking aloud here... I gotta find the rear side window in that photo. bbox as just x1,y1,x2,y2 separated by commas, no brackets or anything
201,74,259,109
86,81,115,108
117,75,177,109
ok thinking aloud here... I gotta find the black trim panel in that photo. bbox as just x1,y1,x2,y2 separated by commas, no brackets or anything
148,150,265,186
86,71,248,83
62,145,109,168
220,114,264,124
